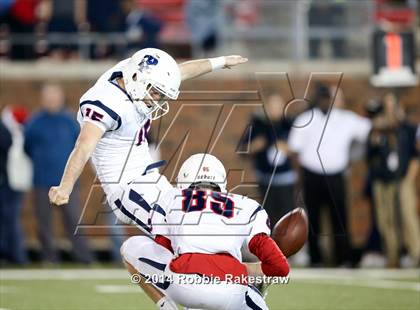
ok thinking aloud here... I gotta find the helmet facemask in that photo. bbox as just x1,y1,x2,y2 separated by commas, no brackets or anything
128,73,178,121
187,181,221,192
122,49,181,120
142,83,171,120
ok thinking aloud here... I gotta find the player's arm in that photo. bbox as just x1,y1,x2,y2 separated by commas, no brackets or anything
248,233,289,277
179,55,248,81
49,122,104,206
242,241,288,278
246,206,289,277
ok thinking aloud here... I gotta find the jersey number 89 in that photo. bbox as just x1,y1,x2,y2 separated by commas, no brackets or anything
181,189,234,218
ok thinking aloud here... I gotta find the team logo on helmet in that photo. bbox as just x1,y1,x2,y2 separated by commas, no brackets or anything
138,55,159,73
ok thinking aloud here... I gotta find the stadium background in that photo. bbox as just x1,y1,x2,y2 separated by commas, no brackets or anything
2,68,419,261
0,0,419,309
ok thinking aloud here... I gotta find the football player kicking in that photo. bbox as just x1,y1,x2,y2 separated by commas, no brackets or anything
48,48,247,232
120,153,289,310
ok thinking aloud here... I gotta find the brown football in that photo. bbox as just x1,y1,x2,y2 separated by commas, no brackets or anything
272,208,308,257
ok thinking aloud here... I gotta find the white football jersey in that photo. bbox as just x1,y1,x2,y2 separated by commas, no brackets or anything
77,60,154,196
151,188,271,262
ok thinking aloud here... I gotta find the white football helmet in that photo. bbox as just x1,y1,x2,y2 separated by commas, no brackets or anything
177,153,227,192
122,48,181,120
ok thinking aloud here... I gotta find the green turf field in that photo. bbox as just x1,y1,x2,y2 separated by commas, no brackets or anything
1,268,419,310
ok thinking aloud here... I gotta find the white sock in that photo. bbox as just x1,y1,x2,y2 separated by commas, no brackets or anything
156,296,178,310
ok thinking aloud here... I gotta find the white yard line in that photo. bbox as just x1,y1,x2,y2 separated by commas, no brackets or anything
290,268,420,280
297,278,420,292
1,268,419,294
0,269,127,280
0,286,18,294
95,285,143,294
2,268,418,280
93,278,420,294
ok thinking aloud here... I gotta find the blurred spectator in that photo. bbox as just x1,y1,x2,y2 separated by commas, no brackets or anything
87,0,124,59
0,119,11,185
185,0,221,56
0,0,14,15
122,0,162,56
416,125,420,153
0,106,30,265
40,0,87,59
367,93,419,267
87,0,124,33
359,99,386,268
24,83,93,264
308,0,346,59
244,92,297,224
0,0,41,59
104,203,125,264
288,84,372,266
0,118,12,264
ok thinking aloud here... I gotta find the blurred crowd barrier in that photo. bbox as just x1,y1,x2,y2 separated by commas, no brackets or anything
0,0,418,61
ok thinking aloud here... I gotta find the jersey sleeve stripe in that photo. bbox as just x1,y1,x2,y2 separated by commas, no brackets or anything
142,160,167,175
108,71,133,103
138,257,166,271
152,204,166,217
128,189,152,212
80,100,122,130
114,199,151,233
138,272,170,290
245,292,264,310
249,205,263,221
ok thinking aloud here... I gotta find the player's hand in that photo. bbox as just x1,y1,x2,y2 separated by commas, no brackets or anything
224,55,248,68
252,136,267,152
49,186,70,206
276,140,289,153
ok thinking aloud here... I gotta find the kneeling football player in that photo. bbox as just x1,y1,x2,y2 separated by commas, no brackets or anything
120,153,289,309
